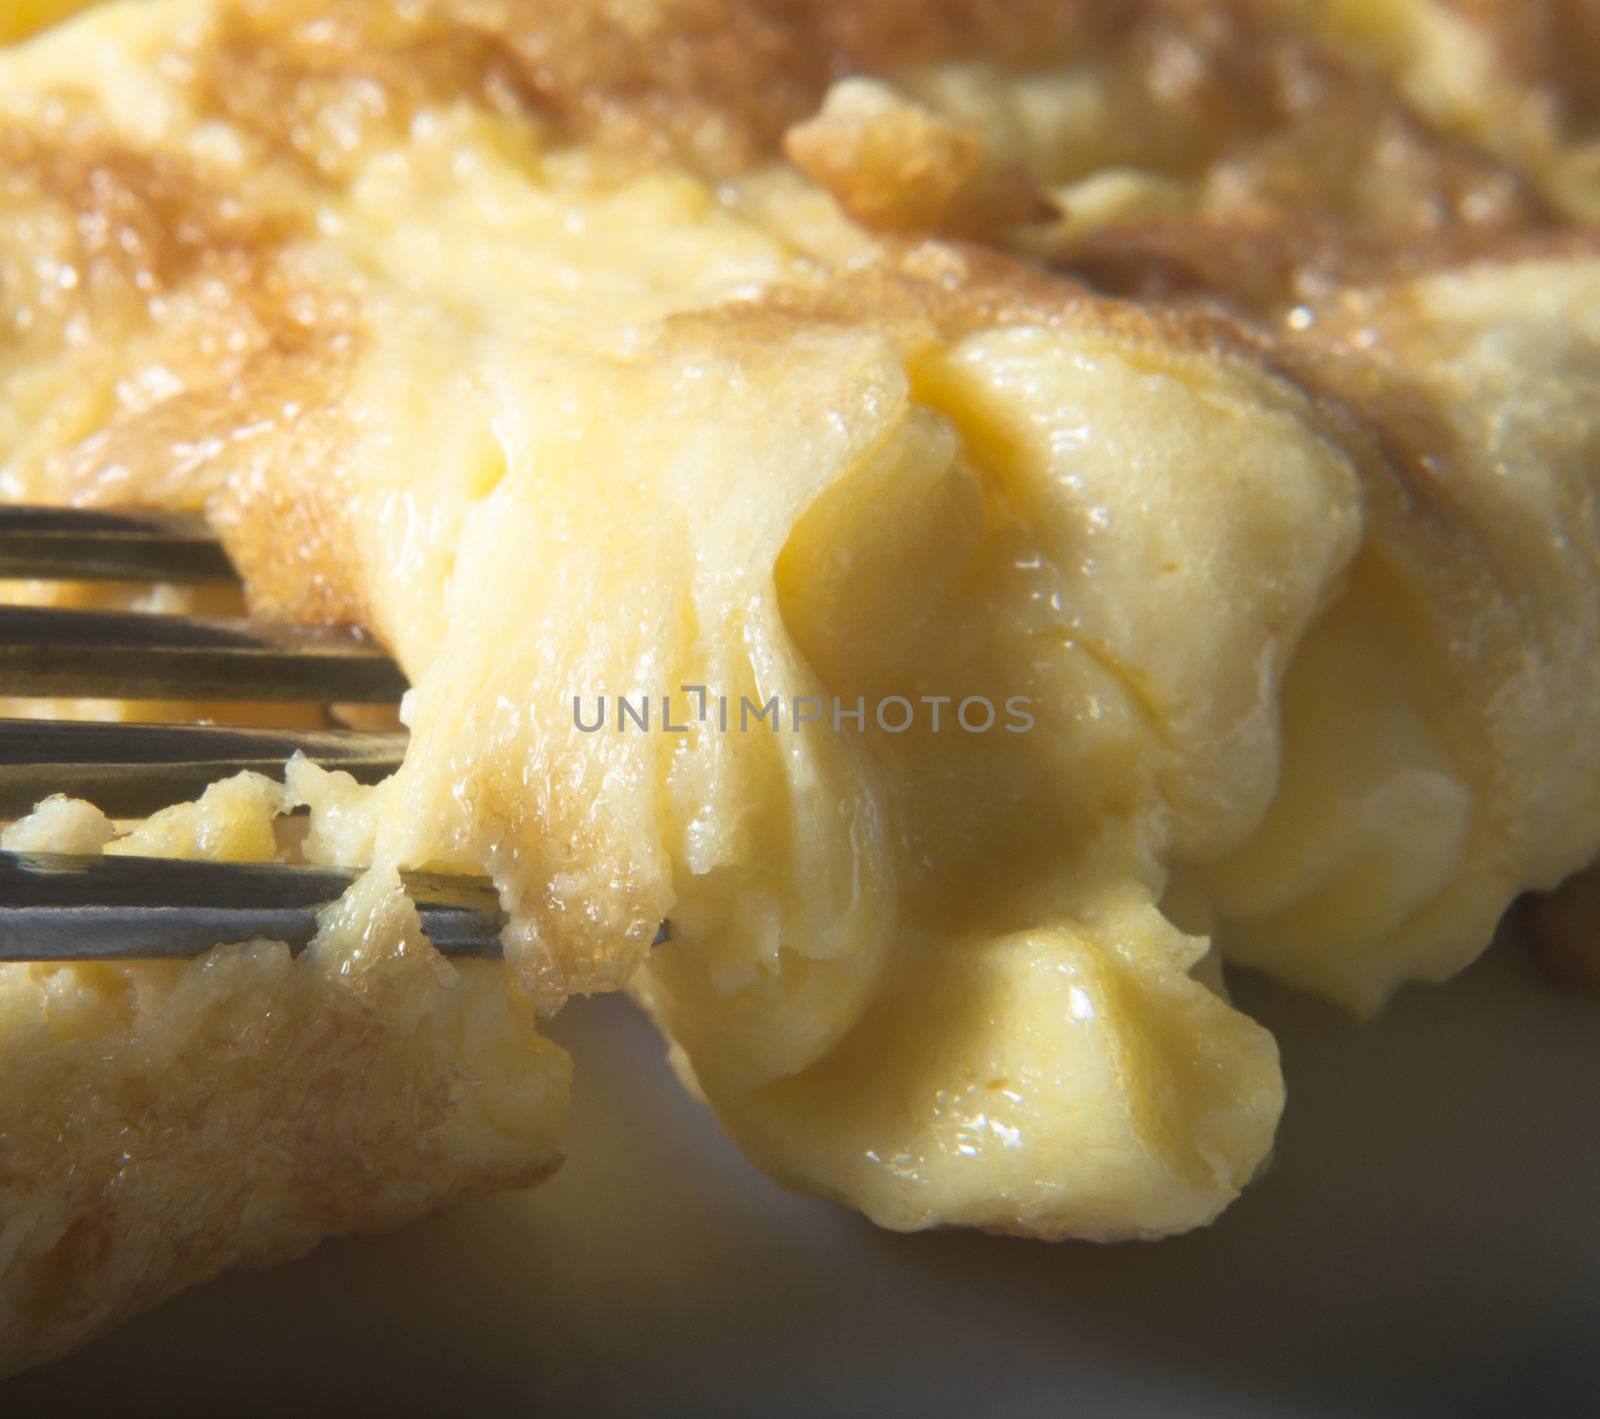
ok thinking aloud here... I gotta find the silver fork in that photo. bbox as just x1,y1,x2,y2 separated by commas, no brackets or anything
0,504,504,961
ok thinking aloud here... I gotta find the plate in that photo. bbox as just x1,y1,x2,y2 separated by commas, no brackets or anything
8,925,1597,1417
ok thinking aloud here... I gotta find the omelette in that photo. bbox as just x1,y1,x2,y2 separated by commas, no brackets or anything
1,0,1598,1375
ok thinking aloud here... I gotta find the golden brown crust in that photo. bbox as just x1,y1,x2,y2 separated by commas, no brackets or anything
191,0,1109,182
782,80,1056,240
0,114,291,301
12,0,1573,268
676,237,1272,372
3,0,1592,750
2,0,1586,641
1054,220,1600,317
0,0,1586,483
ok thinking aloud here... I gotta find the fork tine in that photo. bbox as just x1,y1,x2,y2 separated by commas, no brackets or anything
0,506,236,582
0,850,671,961
0,849,505,960
0,605,408,702
0,719,408,817
0,506,524,964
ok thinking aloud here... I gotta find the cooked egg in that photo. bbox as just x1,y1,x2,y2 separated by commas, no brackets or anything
1,0,1597,1374
0,783,569,1375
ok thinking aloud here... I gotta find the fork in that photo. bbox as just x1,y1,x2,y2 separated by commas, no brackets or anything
0,504,505,962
